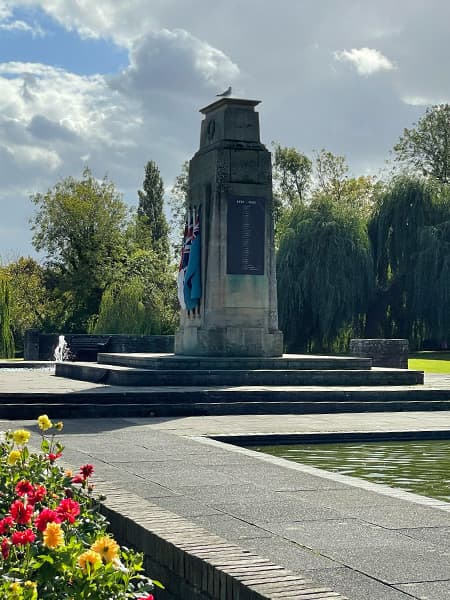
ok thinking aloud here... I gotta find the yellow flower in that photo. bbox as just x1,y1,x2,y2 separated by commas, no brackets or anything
77,550,102,573
43,522,64,549
91,536,120,563
54,421,64,431
13,429,30,446
9,582,22,599
7,449,21,466
37,414,52,431
25,581,38,599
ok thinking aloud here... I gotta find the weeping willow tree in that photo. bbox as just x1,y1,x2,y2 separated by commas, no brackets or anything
0,273,15,358
413,219,450,344
90,248,178,335
277,196,373,352
367,176,450,347
91,277,157,335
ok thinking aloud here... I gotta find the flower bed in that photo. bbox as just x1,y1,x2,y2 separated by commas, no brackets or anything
0,415,161,599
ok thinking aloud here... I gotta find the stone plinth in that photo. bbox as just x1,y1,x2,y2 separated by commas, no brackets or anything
350,338,409,369
175,98,283,356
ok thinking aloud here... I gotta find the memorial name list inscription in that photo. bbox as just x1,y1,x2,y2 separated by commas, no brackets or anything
227,195,265,275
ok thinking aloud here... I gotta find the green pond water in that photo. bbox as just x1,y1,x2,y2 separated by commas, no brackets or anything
253,440,450,502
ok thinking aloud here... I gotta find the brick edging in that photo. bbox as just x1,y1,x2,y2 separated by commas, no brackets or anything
95,479,348,600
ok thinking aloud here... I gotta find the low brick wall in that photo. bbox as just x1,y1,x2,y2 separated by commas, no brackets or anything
350,338,409,369
24,330,174,361
96,479,347,600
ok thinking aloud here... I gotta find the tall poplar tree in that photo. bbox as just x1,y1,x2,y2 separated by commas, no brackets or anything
137,161,169,256
0,273,15,358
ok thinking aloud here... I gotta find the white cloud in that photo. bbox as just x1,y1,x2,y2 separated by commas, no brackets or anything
0,18,45,36
5,0,164,45
114,29,239,97
402,95,450,106
334,47,395,75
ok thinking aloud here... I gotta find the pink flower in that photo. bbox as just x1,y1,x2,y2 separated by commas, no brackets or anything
56,498,80,524
71,474,84,484
29,484,47,504
34,508,61,532
137,595,154,600
9,500,33,525
80,464,94,479
47,452,62,462
15,480,34,497
11,529,35,545
0,517,13,535
1,538,10,559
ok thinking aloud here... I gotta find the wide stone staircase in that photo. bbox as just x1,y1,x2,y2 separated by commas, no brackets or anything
30,351,449,418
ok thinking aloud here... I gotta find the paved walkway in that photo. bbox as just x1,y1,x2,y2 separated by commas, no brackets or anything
2,369,450,599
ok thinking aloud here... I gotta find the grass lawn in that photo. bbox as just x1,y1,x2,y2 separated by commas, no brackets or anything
409,352,450,374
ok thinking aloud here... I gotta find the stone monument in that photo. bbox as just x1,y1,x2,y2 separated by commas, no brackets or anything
175,97,283,356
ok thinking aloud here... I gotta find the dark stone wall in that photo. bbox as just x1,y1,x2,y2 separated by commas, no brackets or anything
24,331,174,361
350,338,409,369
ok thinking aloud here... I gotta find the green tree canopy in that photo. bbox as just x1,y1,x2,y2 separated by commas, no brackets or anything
137,161,169,256
393,104,450,183
277,196,373,352
272,144,312,208
31,167,130,331
91,248,178,335
368,176,450,345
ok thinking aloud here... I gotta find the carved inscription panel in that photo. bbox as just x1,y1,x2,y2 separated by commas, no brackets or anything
227,196,265,275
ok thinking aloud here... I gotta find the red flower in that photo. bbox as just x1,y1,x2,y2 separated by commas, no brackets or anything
11,529,35,545
15,480,34,497
48,452,62,462
29,484,47,504
56,498,80,524
80,464,94,479
137,595,154,600
34,508,61,532
0,517,13,535
1,538,10,559
9,500,33,524
71,474,84,484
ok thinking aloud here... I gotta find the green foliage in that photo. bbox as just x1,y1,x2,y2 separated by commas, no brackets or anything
0,418,156,599
2,259,54,353
30,168,130,332
137,161,169,257
272,143,312,208
393,104,450,183
91,249,178,335
277,196,373,352
0,273,15,358
168,161,189,257
368,176,450,346
90,278,148,335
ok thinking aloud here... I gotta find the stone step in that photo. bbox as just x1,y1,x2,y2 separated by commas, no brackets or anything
97,352,373,371
56,361,424,387
2,398,450,419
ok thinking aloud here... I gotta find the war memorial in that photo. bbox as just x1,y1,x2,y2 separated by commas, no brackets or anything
3,98,450,600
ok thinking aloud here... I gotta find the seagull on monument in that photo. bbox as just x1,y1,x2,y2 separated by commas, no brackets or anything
216,86,232,97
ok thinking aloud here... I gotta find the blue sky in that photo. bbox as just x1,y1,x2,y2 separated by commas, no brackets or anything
0,7,128,75
0,0,447,259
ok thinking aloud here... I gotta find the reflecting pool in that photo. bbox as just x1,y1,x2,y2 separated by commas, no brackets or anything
253,440,450,502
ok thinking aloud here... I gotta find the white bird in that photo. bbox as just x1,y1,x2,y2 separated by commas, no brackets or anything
216,86,232,97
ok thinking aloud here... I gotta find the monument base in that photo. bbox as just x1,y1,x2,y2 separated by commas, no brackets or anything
174,326,283,357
